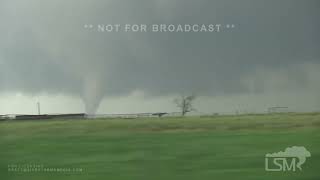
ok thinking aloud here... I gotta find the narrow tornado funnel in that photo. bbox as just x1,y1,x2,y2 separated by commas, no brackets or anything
82,74,104,115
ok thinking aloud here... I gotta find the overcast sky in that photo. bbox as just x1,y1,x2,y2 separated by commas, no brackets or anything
0,0,319,114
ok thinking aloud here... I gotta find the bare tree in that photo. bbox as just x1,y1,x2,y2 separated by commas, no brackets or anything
174,94,196,116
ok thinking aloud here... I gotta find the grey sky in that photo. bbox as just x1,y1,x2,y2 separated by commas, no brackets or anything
0,0,319,114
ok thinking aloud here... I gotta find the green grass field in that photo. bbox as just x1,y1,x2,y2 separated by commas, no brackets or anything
1,113,320,180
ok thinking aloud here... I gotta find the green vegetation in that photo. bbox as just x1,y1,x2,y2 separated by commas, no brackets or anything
1,113,320,180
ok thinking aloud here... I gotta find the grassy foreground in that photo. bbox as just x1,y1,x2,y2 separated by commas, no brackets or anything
1,113,320,180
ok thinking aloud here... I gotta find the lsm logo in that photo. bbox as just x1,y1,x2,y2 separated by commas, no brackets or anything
265,146,311,172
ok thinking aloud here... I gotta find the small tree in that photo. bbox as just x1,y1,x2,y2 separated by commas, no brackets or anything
174,94,196,116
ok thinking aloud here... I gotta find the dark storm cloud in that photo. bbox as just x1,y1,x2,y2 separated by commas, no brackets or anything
0,0,319,113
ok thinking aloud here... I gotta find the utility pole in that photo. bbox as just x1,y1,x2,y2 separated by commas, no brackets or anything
37,102,41,115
